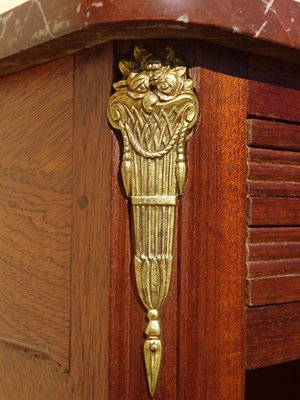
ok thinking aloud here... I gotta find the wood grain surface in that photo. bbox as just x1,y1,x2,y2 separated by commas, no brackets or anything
71,43,113,400
178,42,247,400
248,198,300,226
247,276,300,306
0,341,70,400
248,56,300,122
248,120,300,151
246,303,300,369
0,57,73,369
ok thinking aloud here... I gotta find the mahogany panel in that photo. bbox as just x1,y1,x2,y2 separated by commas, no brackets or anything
249,147,300,164
246,303,300,369
248,57,300,122
248,198,300,226
248,259,300,278
0,341,70,400
71,43,112,400
248,242,300,261
178,42,247,399
247,276,300,305
0,57,73,369
248,162,300,182
249,227,300,242
248,120,300,151
247,227,300,304
248,181,300,198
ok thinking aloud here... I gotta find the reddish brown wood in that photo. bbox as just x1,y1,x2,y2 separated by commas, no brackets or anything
178,42,247,400
246,303,300,369
248,242,300,260
248,181,300,198
71,43,113,400
247,276,300,305
249,147,300,164
0,57,73,370
248,57,300,122
248,259,300,278
248,162,300,182
248,120,300,150
249,227,300,242
249,198,300,226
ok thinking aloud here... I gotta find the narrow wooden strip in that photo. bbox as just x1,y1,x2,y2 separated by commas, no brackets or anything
248,119,300,150
246,303,300,369
247,276,300,306
248,242,300,261
71,43,112,400
248,180,300,198
249,198,300,226
248,259,300,278
249,147,300,165
178,43,247,400
249,227,300,242
248,162,300,182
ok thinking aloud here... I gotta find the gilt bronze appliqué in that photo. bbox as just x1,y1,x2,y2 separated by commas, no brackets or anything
107,45,199,397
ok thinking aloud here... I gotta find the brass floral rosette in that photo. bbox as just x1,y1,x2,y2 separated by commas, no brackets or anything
107,46,199,397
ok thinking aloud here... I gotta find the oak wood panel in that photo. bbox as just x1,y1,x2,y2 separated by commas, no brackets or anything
248,120,300,151
248,259,300,278
248,57,300,122
247,276,300,305
249,227,300,242
0,341,70,400
0,343,71,400
0,57,73,369
178,42,247,400
248,198,300,226
246,303,300,369
71,43,112,400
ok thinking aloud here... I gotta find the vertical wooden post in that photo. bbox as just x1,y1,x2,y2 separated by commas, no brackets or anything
71,43,113,400
178,42,247,400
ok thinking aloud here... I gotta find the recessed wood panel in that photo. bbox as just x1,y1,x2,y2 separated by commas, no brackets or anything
246,303,300,369
248,57,300,122
0,341,70,400
248,120,300,151
0,57,73,369
247,276,300,306
247,227,300,305
248,198,300,226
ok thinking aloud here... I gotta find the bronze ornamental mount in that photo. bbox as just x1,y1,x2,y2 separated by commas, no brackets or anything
107,45,199,397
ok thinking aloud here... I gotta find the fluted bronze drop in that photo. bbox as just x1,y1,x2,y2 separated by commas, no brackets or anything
107,45,199,397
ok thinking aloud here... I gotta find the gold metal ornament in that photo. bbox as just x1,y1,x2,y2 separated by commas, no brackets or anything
107,45,199,397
